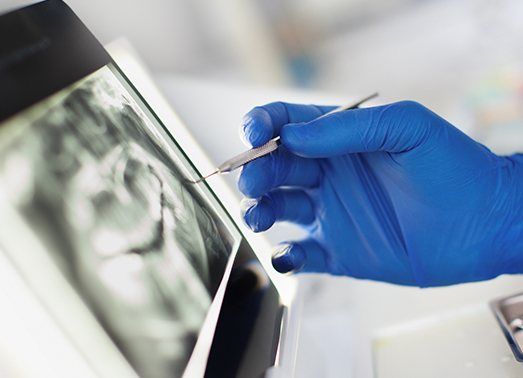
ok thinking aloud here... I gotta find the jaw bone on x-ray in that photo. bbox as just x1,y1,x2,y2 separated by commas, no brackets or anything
0,65,239,377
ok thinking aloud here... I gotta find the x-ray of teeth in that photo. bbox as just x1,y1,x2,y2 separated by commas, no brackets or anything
0,65,239,378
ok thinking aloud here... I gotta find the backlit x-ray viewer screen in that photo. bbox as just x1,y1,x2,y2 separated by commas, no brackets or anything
0,62,242,377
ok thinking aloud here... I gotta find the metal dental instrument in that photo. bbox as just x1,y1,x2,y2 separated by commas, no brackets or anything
190,92,378,184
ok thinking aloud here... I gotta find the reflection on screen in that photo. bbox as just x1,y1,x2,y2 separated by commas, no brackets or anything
0,66,240,377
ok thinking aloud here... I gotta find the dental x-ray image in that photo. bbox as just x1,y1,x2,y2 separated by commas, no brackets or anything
0,65,240,377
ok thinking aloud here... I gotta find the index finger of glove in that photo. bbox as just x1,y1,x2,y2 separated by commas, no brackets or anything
241,102,335,147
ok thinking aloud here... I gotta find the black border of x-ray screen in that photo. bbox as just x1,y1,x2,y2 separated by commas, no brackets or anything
0,0,110,123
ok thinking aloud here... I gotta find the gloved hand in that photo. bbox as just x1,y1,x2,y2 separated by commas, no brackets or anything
238,100,523,287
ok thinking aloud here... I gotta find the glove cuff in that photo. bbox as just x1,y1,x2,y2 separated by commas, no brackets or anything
500,153,523,274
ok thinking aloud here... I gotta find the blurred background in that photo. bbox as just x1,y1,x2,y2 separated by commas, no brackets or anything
61,0,523,154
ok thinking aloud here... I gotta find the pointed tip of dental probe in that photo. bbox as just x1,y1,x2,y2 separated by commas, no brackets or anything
188,169,219,184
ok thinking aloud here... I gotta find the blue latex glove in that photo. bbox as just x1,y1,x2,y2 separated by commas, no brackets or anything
238,101,523,287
